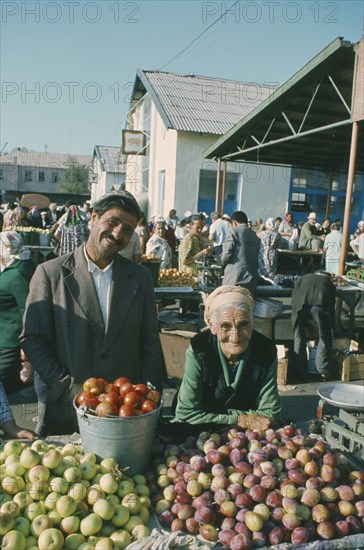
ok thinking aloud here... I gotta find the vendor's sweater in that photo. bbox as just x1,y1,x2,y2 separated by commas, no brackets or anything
175,330,281,425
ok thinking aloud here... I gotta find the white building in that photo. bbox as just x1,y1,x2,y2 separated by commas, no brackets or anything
124,69,290,221
90,146,126,202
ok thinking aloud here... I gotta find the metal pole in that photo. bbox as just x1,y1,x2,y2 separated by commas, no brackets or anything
215,158,221,212
325,171,334,220
221,161,227,214
338,121,359,276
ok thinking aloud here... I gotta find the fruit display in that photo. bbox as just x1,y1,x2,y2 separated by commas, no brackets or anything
331,275,349,286
147,425,364,548
141,254,160,262
158,268,197,288
76,377,161,418
0,439,152,549
3,227,52,235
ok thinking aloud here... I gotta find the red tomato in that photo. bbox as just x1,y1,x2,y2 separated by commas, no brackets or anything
118,404,138,417
119,382,135,399
124,391,144,409
76,391,100,408
104,383,119,395
141,399,157,413
83,377,104,396
134,383,149,398
146,389,161,405
95,402,118,417
114,377,131,387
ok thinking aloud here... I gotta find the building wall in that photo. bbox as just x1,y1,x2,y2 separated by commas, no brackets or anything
0,163,66,196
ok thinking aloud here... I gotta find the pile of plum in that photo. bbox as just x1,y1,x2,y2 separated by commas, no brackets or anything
147,425,363,549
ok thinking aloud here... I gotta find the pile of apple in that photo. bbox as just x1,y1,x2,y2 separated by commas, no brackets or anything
147,425,364,549
76,377,161,418
158,268,197,288
0,439,153,549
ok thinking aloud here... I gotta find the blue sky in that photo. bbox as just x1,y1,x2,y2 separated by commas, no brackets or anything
1,0,363,155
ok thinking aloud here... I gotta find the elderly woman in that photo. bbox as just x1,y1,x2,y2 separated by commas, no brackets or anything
258,217,284,278
54,204,88,256
146,219,173,268
175,286,281,430
0,231,36,394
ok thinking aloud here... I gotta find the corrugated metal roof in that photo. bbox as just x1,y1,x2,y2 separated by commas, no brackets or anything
0,151,92,168
133,70,276,135
94,145,125,173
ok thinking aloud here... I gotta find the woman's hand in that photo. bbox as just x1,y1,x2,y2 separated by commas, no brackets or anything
237,414,272,431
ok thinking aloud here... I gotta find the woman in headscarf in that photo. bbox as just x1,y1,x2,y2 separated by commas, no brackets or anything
146,219,173,268
54,204,88,256
175,286,281,429
178,214,211,276
0,231,36,394
258,217,284,278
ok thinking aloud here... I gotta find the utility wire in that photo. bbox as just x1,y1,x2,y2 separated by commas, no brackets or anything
159,0,241,70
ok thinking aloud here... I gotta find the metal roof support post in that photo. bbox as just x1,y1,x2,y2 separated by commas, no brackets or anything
221,161,227,215
215,158,221,212
339,121,359,276
325,171,334,220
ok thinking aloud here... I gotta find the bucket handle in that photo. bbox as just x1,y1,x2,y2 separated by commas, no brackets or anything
79,405,91,425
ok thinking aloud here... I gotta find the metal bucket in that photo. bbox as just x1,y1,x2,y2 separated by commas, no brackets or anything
74,399,161,475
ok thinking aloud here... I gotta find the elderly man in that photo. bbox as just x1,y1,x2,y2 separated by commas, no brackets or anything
299,212,325,250
20,191,163,435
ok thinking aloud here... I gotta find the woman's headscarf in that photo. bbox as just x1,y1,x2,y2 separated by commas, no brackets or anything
0,231,31,269
203,285,254,328
65,205,81,226
265,217,275,230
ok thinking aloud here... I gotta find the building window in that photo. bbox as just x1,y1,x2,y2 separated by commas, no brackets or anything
39,171,45,182
0,169,3,180
25,170,32,181
52,172,58,183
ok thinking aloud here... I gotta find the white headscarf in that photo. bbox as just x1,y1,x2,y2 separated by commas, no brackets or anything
0,231,31,270
203,285,254,328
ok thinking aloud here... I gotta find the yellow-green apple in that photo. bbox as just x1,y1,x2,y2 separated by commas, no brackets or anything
106,494,120,507
93,498,115,520
95,537,118,550
79,461,97,481
42,449,62,470
2,475,25,494
30,514,53,537
25,535,37,547
61,443,76,457
20,448,40,469
3,440,23,457
80,452,97,464
140,495,152,509
1,529,26,550
64,466,81,484
117,480,135,498
28,465,50,483
100,458,118,473
45,491,60,511
24,501,46,521
13,516,30,537
52,460,68,477
123,515,144,533
31,440,48,453
56,495,77,518
132,524,150,540
87,484,105,505
12,491,32,511
68,482,87,501
139,505,150,524
60,515,80,534
64,533,86,549
133,474,147,485
110,529,131,548
50,477,69,495
37,527,64,550
28,480,49,500
111,505,130,527
63,456,77,467
47,509,62,527
0,512,14,535
91,473,103,485
99,473,118,494
6,461,26,477
80,512,103,536
122,493,141,515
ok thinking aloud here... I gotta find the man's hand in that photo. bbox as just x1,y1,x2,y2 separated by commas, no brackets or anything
15,428,38,441
237,414,272,431
2,420,38,441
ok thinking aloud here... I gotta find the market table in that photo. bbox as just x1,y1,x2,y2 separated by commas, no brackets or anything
277,248,324,273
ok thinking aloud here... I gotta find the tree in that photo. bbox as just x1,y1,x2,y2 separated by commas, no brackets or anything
59,156,89,194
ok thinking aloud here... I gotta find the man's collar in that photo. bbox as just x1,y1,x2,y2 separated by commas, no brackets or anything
83,246,114,273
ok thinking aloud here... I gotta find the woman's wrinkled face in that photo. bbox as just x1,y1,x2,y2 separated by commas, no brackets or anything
210,306,253,359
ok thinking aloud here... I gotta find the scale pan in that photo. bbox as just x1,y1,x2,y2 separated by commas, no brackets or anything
317,383,364,412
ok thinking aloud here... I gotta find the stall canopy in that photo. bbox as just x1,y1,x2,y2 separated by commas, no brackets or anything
204,37,364,274
204,37,363,170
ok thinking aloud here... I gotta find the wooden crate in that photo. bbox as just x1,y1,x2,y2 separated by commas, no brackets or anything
160,330,195,380
276,345,288,385
253,316,273,339
333,351,364,382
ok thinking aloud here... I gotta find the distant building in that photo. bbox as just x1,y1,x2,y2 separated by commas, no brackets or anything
123,69,289,219
90,146,126,202
0,150,92,204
